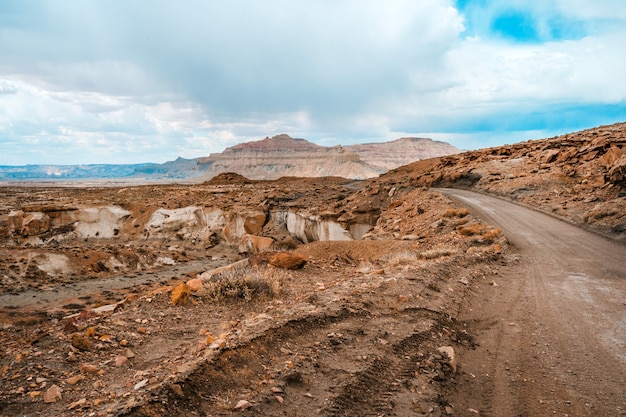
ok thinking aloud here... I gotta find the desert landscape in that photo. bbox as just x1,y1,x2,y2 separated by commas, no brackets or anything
1,123,625,417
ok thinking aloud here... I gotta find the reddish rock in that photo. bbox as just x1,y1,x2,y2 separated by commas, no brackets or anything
608,155,626,186
171,282,191,306
248,251,275,267
71,334,93,351
66,375,85,385
43,385,62,403
269,253,307,270
114,355,128,367
79,363,100,374
186,278,204,292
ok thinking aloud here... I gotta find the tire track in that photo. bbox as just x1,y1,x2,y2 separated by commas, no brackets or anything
122,306,465,417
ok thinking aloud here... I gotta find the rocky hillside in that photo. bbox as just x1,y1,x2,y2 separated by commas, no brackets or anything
197,134,460,180
346,137,460,173
380,122,626,240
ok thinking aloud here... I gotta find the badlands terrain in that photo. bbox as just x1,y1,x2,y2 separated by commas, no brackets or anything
0,123,625,416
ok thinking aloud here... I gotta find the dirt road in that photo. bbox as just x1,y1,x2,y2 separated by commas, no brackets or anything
441,189,626,416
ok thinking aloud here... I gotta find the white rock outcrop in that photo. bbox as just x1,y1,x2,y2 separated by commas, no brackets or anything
287,209,353,243
74,206,131,238
145,206,225,240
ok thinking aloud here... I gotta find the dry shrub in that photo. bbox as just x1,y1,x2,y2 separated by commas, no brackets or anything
443,208,470,218
204,268,285,302
442,209,457,218
482,227,502,240
455,217,470,226
419,247,457,260
456,223,487,236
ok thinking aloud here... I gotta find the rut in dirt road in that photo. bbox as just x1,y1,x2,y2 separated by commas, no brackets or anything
441,188,626,417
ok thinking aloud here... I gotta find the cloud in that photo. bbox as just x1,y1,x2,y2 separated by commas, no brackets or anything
0,0,625,164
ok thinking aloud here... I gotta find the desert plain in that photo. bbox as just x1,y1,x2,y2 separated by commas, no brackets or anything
1,123,625,416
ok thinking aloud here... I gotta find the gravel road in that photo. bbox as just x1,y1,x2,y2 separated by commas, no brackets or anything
441,188,626,416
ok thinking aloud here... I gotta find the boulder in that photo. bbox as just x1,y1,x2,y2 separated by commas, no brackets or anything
269,252,307,270
598,146,624,168
171,283,191,306
43,385,62,403
7,210,24,234
186,278,204,292
146,206,204,237
607,155,626,187
74,206,131,238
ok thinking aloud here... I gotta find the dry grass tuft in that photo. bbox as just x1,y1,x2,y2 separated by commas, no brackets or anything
456,223,487,236
385,251,419,267
482,227,502,241
204,268,285,302
457,222,502,242
419,247,457,260
443,208,470,218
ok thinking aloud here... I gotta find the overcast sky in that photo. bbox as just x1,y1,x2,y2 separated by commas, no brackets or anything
1,0,626,165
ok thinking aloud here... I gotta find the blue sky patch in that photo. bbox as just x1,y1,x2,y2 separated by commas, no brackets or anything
491,10,540,42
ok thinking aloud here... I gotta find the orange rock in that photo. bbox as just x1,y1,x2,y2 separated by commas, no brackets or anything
114,355,128,367
186,278,203,292
269,252,307,270
43,385,62,403
66,375,85,385
79,363,99,374
71,334,92,351
171,282,191,306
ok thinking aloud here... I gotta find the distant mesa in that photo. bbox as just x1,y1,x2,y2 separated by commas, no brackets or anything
0,134,460,181
196,134,460,180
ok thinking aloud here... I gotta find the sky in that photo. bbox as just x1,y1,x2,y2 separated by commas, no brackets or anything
1,0,626,165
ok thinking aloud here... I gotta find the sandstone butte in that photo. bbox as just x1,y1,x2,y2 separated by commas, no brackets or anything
195,133,461,180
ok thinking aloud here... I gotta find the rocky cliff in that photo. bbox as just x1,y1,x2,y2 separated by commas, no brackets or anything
197,134,379,180
346,137,460,173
